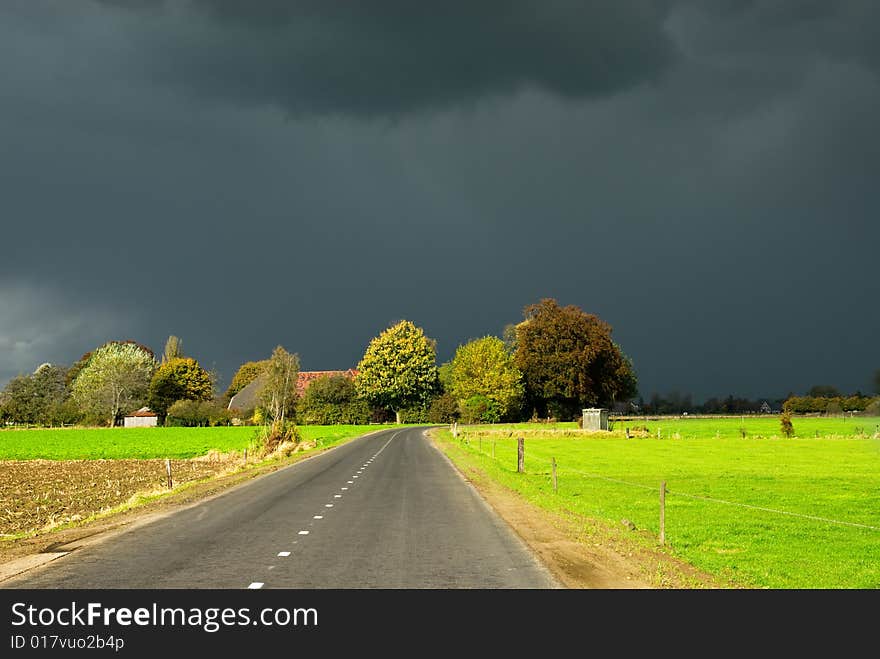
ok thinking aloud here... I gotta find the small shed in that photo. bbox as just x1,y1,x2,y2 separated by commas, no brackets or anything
582,407,609,431
124,407,158,428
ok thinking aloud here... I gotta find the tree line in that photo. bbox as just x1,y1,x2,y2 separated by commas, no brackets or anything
3,298,876,429
635,385,880,417
0,298,637,428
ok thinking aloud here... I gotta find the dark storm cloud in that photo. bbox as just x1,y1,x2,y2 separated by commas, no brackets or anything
96,0,678,116
0,283,136,385
0,1,878,401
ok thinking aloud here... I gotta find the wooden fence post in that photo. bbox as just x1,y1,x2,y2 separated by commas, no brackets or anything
517,437,524,473
659,480,666,545
243,448,248,467
165,459,173,489
552,457,558,493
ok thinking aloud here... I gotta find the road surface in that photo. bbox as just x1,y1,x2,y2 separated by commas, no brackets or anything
2,427,557,588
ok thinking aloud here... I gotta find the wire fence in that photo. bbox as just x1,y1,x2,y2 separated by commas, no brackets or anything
450,431,880,542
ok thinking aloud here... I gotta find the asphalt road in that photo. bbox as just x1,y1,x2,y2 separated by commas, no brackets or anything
2,427,558,588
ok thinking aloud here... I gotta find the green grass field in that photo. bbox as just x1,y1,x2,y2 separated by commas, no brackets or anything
441,416,880,588
0,424,396,460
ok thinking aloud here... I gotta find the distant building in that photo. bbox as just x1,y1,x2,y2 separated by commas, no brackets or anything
582,407,609,431
124,407,158,428
760,401,772,414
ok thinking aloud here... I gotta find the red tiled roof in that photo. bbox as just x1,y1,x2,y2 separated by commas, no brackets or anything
296,369,358,395
127,407,157,418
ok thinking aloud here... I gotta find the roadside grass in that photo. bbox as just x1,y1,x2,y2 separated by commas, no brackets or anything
0,424,397,460
436,421,880,588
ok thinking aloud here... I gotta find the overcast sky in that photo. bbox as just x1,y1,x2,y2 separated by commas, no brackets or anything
1,1,878,401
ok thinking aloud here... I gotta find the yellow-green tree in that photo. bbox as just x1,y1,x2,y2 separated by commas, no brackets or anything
148,357,214,422
71,342,156,426
356,320,440,424
450,336,524,423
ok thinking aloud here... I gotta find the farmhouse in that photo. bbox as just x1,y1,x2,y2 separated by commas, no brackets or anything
123,406,158,428
227,369,359,412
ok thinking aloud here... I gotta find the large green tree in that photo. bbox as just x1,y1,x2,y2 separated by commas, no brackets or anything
450,336,524,423
513,298,638,420
147,357,214,422
71,342,156,426
356,320,440,424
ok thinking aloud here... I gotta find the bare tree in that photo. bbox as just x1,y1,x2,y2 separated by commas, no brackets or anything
259,346,300,426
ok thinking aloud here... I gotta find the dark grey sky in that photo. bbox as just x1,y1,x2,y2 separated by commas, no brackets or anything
1,1,878,401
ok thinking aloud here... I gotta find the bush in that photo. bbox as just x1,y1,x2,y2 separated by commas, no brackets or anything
370,406,395,424
165,399,229,427
780,411,794,438
460,394,502,424
253,419,302,456
297,375,373,425
427,393,459,424
399,405,430,424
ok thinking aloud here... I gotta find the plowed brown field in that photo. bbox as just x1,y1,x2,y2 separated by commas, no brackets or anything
0,456,239,538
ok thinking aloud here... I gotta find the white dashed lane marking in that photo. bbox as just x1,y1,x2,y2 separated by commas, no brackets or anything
249,430,401,589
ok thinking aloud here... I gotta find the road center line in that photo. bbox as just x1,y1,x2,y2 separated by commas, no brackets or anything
278,551,291,557
248,583,264,589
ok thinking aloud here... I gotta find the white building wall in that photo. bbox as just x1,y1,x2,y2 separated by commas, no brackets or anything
124,415,158,428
